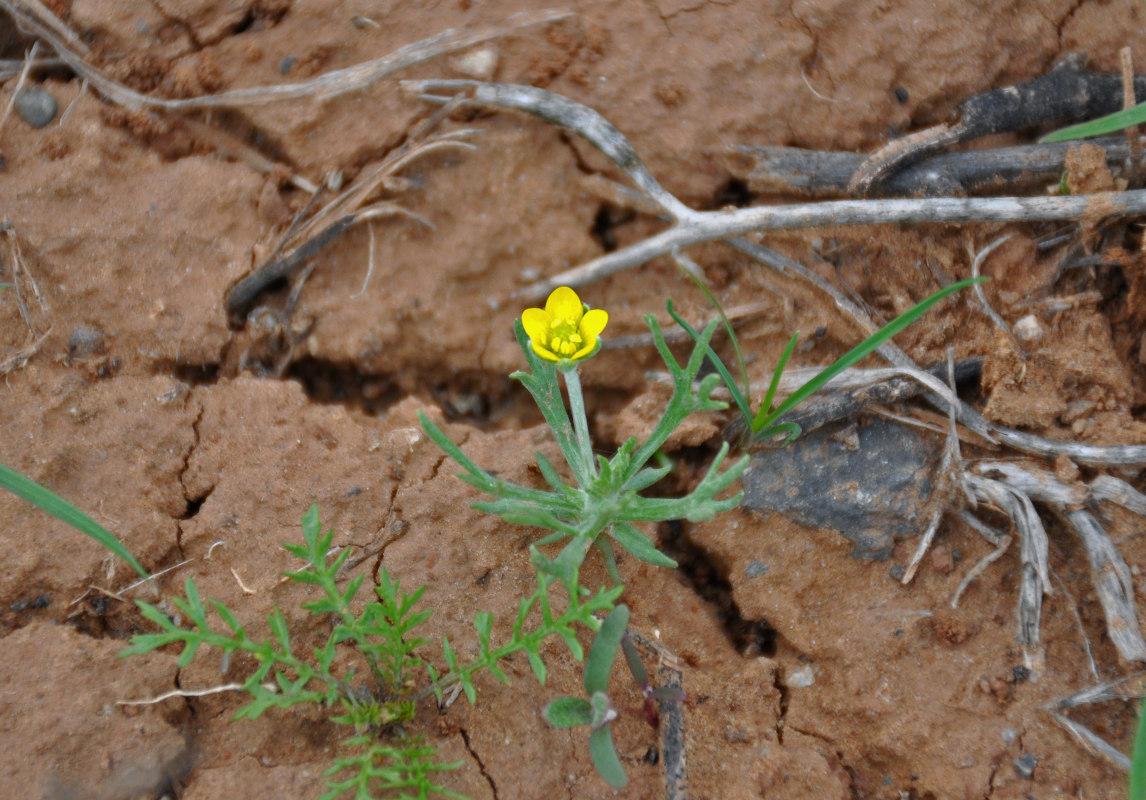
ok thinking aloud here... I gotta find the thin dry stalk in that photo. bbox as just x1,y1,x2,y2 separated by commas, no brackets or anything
0,327,48,376
1051,711,1133,770
902,351,968,584
118,683,247,706
1048,674,1146,772
967,474,1050,673
1051,567,1099,682
1120,47,1142,171
4,2,571,111
950,511,1011,608
969,234,1019,347
1067,509,1146,662
0,41,40,138
901,509,944,584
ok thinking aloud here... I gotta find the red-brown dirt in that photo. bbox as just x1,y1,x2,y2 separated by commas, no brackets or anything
3,1,1146,798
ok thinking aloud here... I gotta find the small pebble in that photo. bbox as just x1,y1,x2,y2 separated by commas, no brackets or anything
450,46,499,80
786,665,815,687
1013,752,1037,779
15,86,58,128
894,87,909,104
1000,727,1017,745
889,564,905,581
745,560,769,578
1013,314,1043,342
279,55,297,75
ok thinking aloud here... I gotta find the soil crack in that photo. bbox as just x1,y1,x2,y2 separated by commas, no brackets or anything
174,394,208,558
458,727,498,800
656,519,777,656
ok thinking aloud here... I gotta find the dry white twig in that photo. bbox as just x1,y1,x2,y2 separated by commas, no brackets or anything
1068,509,1146,662
950,510,1012,608
5,3,571,111
969,234,1018,346
403,79,1146,301
0,41,40,138
118,683,248,706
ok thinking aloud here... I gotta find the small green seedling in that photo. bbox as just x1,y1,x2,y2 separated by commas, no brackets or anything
542,604,632,788
667,276,985,444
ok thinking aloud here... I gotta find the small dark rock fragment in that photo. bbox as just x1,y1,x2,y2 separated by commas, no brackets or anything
68,324,106,358
15,86,58,128
745,560,769,578
1013,752,1037,779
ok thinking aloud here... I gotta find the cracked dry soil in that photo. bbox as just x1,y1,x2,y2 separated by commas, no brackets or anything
3,1,1146,798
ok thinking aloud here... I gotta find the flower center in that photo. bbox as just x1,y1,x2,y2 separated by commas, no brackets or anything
547,317,583,357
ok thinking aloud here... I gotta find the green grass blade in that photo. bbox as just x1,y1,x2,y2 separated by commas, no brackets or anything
752,277,983,436
0,462,147,577
1040,102,1146,142
751,331,799,431
676,265,750,407
1131,700,1146,800
665,300,752,423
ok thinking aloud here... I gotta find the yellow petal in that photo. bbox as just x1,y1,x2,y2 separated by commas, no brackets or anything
530,338,561,361
521,308,552,345
544,286,584,323
572,341,596,360
579,308,608,340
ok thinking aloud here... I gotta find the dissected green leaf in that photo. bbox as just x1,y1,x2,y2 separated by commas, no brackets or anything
609,521,676,567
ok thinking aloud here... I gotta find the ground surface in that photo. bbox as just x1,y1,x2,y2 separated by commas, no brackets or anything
3,1,1146,798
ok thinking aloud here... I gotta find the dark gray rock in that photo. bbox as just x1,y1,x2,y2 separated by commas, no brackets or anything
741,416,941,559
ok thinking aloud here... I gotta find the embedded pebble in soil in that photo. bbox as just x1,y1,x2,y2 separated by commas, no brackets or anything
14,86,57,128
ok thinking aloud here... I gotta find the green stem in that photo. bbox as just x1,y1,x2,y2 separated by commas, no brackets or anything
562,367,596,484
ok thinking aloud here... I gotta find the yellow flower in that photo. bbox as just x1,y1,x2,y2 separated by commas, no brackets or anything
522,286,608,363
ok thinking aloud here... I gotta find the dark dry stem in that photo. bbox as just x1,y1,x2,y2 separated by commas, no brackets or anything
849,55,1146,194
225,133,471,324
727,136,1146,197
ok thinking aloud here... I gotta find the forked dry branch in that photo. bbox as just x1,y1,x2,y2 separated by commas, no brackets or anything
403,79,1146,302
